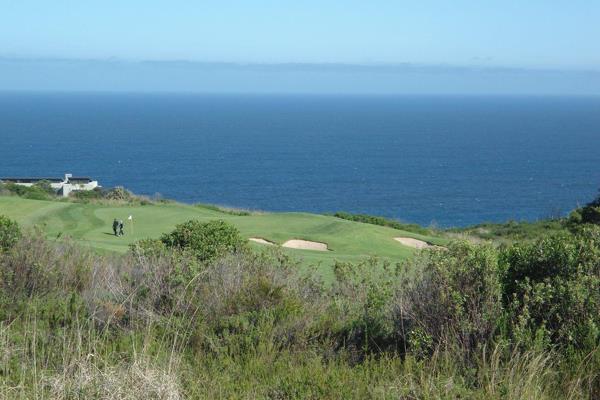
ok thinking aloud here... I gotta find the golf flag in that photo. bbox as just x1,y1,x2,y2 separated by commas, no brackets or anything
128,215,133,220
128,215,134,234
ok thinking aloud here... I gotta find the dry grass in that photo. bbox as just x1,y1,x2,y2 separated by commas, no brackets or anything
43,357,182,400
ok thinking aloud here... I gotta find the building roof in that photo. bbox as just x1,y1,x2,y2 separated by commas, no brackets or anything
67,177,93,183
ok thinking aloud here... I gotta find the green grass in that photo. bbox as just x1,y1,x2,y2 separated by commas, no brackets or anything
0,196,446,275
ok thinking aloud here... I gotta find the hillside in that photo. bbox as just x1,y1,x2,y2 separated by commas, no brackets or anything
0,196,446,273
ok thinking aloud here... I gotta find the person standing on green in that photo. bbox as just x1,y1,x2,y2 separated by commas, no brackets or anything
118,220,124,236
112,218,119,236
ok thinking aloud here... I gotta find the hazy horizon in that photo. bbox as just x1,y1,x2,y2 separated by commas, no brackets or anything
2,57,600,95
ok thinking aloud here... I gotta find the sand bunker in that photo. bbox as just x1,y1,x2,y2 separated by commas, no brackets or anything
249,238,276,246
282,239,328,251
394,237,435,249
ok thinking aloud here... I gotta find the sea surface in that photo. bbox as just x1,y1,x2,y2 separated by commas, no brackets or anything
1,92,599,227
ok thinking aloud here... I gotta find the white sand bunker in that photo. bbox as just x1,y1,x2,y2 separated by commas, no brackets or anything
394,237,435,249
282,239,329,251
249,238,276,246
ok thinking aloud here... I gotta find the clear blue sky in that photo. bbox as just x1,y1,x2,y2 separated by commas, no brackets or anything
2,0,598,68
1,1,599,94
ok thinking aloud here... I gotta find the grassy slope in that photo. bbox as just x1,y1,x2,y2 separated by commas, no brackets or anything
0,196,446,274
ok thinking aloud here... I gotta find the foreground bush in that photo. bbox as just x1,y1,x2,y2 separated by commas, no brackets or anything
398,242,502,357
501,229,600,349
1,231,599,398
0,232,92,298
0,215,21,252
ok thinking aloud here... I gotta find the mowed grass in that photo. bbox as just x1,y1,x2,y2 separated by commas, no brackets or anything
0,196,446,277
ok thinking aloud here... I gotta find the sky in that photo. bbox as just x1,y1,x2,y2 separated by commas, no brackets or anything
1,0,599,94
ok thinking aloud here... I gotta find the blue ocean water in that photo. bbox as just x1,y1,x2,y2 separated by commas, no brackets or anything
1,92,599,227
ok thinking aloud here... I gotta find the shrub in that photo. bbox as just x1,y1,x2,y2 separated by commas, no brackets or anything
500,231,600,349
580,206,600,225
129,238,168,258
397,241,503,356
71,187,103,201
568,189,600,227
451,219,567,241
332,211,431,235
33,179,57,195
191,251,315,352
0,233,92,298
160,219,246,263
195,203,251,216
86,245,200,323
0,215,21,252
3,182,52,200
328,258,400,356
568,208,583,226
105,186,133,201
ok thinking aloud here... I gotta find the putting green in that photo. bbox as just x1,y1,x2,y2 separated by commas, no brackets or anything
0,196,446,276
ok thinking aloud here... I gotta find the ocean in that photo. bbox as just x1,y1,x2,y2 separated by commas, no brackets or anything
1,92,599,227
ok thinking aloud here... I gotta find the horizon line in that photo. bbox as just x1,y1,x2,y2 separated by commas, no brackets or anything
2,55,599,75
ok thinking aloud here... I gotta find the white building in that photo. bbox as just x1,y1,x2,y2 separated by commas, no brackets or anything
0,173,99,197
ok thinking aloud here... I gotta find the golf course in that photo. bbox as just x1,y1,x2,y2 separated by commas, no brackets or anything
0,196,446,272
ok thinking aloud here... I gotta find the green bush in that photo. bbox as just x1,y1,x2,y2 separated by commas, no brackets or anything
0,215,21,252
501,231,600,348
567,190,600,227
129,238,167,258
449,219,567,241
71,187,103,201
399,242,503,356
332,211,431,235
329,258,399,356
195,203,251,216
580,206,600,225
3,182,52,200
33,180,56,195
160,219,246,263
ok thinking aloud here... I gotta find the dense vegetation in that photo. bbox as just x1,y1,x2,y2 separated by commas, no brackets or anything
1,213,599,398
569,190,600,227
332,211,572,243
0,181,163,205
332,211,432,235
0,180,58,200
0,215,21,252
447,218,568,241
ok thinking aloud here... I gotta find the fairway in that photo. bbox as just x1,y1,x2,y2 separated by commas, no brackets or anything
0,196,446,274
